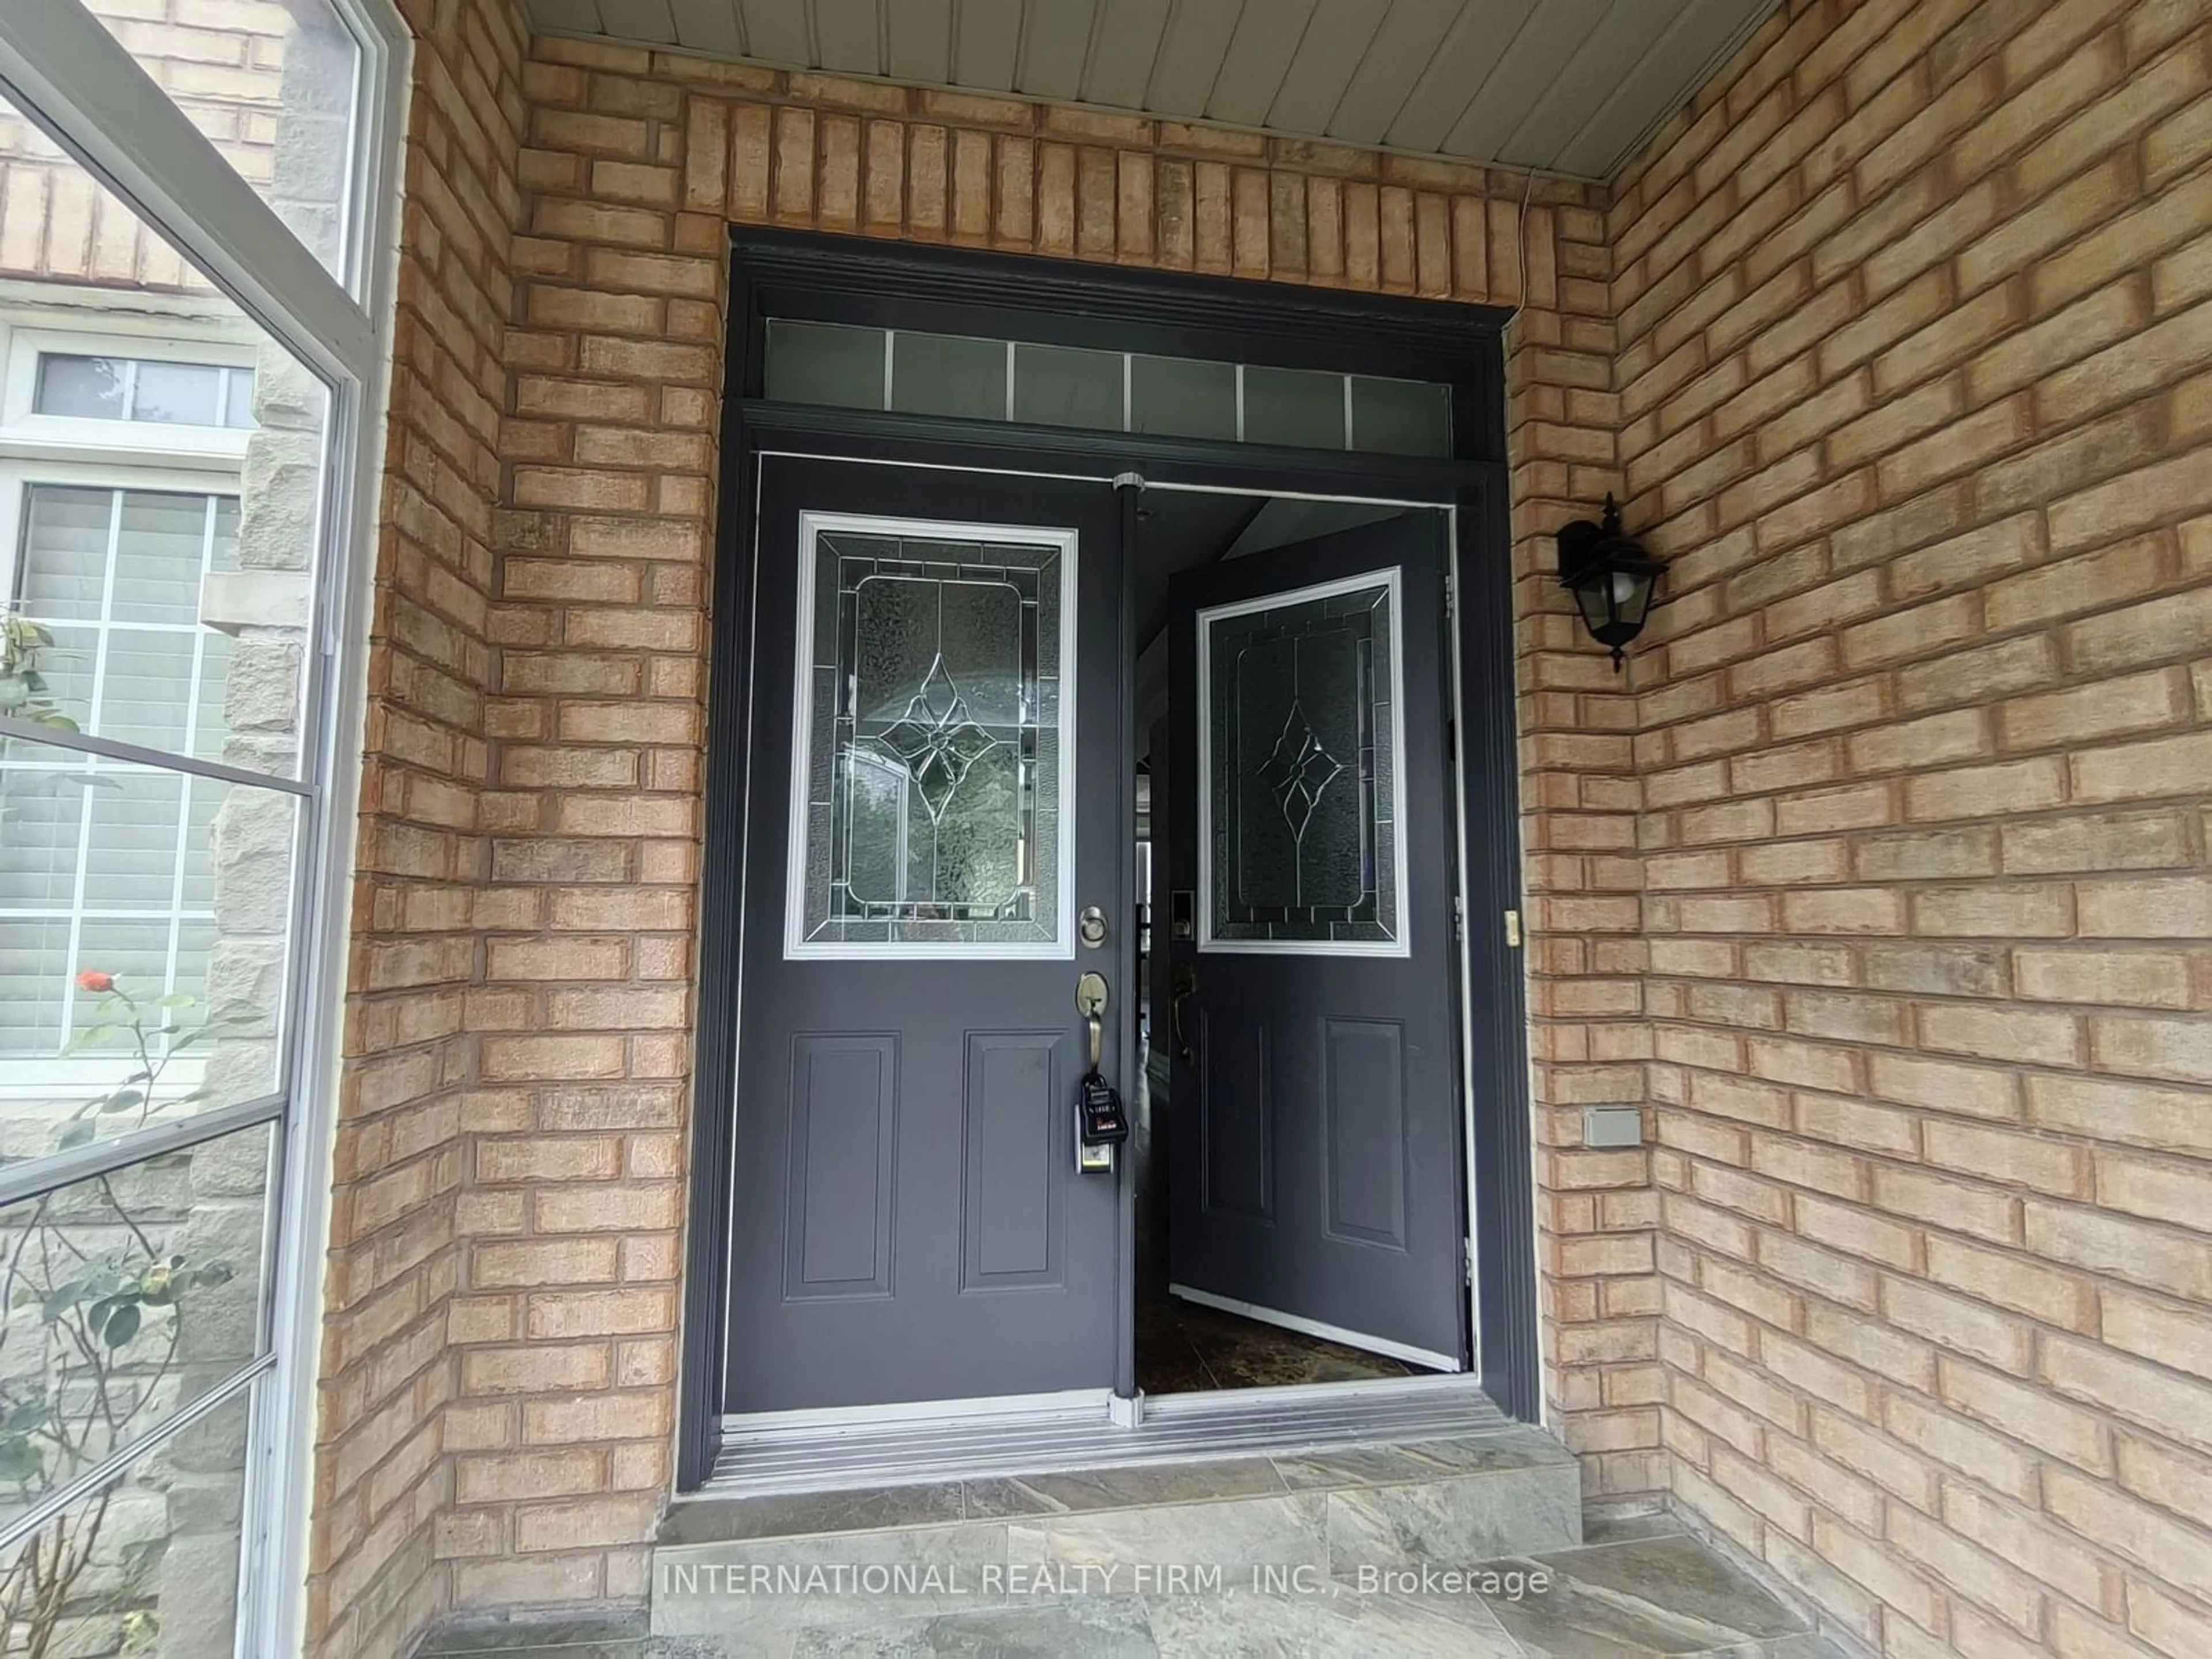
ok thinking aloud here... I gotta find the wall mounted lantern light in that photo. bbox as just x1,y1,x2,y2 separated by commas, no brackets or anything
1556,494,1663,671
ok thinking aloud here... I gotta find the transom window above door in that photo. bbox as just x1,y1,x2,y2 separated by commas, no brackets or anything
785,512,1076,959
763,320,1454,458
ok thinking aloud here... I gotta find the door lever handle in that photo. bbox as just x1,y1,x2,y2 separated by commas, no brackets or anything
1171,965,1197,1068
1075,972,1108,1070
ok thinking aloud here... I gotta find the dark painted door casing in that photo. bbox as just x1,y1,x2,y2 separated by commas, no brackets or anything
724,457,1124,1414
1165,515,1468,1367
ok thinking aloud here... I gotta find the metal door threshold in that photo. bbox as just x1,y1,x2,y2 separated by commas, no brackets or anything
699,1376,1512,1497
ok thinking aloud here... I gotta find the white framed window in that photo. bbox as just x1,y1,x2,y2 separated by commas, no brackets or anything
0,460,244,1092
34,351,255,427
0,1,407,1655
0,311,260,459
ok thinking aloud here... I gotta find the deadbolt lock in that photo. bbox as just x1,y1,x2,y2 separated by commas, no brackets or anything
1079,905,1109,948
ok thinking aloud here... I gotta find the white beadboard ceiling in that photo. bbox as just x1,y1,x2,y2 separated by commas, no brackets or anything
530,0,1783,181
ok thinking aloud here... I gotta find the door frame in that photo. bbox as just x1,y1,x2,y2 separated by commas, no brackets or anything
680,228,1540,1490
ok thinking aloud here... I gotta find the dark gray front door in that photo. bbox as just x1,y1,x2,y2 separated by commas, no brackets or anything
724,457,1124,1413
1166,513,1468,1369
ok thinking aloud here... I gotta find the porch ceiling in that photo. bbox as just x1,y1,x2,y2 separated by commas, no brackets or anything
527,0,1783,182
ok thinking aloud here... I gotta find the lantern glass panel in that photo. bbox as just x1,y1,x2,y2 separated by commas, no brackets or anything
1573,579,1612,637
1615,568,1656,628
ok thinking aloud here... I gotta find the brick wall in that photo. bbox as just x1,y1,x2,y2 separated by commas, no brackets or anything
312,0,527,1654
1610,0,2212,1653
1508,247,1661,1500
324,1,2212,1649
351,32,1656,1623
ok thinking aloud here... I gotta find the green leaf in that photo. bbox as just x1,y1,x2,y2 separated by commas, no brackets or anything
0,1437,45,1482
97,1089,147,1114
62,1021,122,1055
101,1302,141,1347
157,993,198,1009
0,1399,52,1434
55,1120,96,1150
41,1279,93,1323
190,1260,236,1289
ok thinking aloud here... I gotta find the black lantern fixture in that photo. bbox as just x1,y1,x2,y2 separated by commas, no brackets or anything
1556,494,1663,671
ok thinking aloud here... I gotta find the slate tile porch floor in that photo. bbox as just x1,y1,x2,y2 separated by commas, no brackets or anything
1135,1293,1419,1395
418,1516,1849,1658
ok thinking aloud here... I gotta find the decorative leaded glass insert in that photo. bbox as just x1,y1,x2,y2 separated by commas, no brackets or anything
1199,570,1407,955
786,514,1072,956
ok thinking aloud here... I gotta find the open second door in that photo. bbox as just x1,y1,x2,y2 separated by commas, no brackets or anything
1164,511,1469,1373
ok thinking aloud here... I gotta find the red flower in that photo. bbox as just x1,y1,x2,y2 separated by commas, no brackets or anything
75,969,114,993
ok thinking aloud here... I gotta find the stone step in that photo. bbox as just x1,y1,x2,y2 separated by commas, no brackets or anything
650,1422,1583,1642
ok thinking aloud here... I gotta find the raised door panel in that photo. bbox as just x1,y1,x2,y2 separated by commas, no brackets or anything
782,1034,897,1299
1199,1011,1274,1223
1323,1017,1408,1251
961,1031,1069,1289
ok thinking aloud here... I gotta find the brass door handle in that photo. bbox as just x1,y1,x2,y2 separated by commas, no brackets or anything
1076,972,1108,1069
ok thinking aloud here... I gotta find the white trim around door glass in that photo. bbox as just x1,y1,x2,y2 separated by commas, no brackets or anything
1196,565,1411,958
783,509,1078,960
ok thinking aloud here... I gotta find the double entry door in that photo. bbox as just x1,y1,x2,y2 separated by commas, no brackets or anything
722,456,1469,1415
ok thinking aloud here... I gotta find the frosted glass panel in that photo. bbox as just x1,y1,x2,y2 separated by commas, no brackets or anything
791,518,1070,955
1200,573,1404,953
764,320,885,408
1243,366,1346,450
1130,355,1236,439
1013,342,1123,429
1351,376,1453,457
892,332,1006,419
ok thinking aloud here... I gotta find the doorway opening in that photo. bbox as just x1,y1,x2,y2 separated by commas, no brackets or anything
1127,487,1468,1400
679,229,1542,1492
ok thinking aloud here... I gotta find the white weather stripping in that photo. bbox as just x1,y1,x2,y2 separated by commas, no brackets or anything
1168,1283,1462,1373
